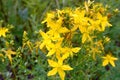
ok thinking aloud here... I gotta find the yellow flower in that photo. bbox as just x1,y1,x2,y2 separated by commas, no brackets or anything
47,59,73,80
39,30,52,50
0,27,8,37
97,12,112,31
46,17,69,40
47,38,63,58
62,47,81,60
42,12,55,27
3,49,16,64
102,54,118,67
73,9,88,31
82,33,91,43
88,19,100,31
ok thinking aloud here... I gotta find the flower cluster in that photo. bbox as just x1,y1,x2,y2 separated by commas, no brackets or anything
0,21,16,64
39,2,118,80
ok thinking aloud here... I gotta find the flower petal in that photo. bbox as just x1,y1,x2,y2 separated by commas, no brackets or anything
102,60,108,66
48,59,58,67
58,69,65,80
59,27,69,33
82,33,88,43
72,47,81,53
109,60,115,67
40,42,45,49
47,68,57,76
39,30,48,39
47,49,55,56
62,65,73,71
62,53,69,60
111,57,118,61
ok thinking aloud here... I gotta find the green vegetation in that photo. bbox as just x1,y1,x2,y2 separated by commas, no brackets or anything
0,0,120,80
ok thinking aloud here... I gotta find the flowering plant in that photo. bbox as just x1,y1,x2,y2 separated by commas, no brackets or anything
0,0,119,80
39,1,118,80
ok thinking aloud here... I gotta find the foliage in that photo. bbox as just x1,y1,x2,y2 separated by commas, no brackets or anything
0,0,120,80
